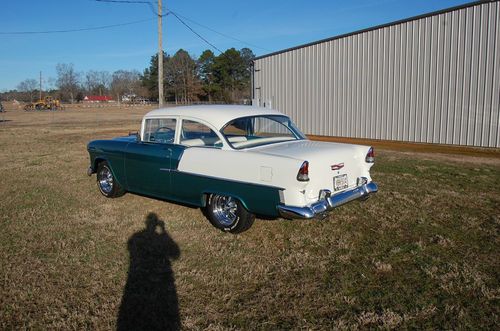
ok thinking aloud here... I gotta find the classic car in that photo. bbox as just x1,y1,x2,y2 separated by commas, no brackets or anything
87,105,378,233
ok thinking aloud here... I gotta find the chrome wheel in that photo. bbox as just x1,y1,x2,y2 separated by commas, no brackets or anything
206,194,255,233
98,165,113,194
211,195,238,227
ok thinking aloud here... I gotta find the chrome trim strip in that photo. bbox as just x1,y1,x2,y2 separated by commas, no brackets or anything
159,168,173,172
278,181,378,220
176,170,285,191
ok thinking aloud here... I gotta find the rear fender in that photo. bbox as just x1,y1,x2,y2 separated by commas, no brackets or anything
201,190,250,211
200,183,282,217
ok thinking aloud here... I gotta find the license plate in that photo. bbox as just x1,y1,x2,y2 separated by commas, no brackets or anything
334,174,348,191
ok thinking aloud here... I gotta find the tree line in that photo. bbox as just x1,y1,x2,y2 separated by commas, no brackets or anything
6,65,145,104
142,47,254,103
2,47,254,104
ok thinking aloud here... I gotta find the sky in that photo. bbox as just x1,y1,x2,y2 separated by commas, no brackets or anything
0,0,473,91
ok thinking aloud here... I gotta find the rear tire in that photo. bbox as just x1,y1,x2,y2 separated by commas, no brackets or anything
205,194,255,233
96,161,125,198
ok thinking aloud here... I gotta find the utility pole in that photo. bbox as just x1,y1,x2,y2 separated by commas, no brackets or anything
158,0,164,107
39,71,42,101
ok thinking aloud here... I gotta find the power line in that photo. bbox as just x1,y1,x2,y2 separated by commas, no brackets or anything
1,1,267,53
94,0,167,17
95,0,154,3
170,11,257,64
0,18,154,35
169,11,271,52
94,0,166,106
95,0,268,52
168,11,226,55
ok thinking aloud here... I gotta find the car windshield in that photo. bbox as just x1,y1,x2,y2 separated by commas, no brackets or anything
221,115,306,149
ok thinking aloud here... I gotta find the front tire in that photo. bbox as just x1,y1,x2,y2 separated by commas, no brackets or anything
96,161,125,198
205,194,255,233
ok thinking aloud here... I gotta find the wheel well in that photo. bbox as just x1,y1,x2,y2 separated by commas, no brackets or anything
202,192,250,211
93,158,126,192
93,158,106,171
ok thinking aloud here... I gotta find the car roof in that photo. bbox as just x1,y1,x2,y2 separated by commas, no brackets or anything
143,105,285,130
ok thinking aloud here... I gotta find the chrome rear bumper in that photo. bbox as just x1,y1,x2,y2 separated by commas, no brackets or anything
277,181,378,219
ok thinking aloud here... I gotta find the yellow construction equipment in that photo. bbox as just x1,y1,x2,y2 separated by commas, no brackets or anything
24,96,62,111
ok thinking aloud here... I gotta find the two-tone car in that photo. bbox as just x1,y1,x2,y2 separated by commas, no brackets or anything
87,105,378,233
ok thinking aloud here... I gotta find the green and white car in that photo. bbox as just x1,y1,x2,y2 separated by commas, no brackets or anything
87,105,378,233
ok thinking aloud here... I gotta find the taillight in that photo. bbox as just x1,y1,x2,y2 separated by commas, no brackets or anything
297,161,309,181
365,147,375,163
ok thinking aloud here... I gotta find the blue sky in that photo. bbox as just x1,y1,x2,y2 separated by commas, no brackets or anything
0,0,472,91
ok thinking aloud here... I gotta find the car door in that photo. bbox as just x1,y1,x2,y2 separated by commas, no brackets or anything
124,117,182,198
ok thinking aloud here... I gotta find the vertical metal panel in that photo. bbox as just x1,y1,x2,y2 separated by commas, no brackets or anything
253,1,500,147
491,2,500,147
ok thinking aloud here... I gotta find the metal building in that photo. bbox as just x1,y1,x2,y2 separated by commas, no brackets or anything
252,0,500,148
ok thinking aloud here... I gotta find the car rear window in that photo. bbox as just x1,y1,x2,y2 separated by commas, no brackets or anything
221,115,305,149
180,120,221,148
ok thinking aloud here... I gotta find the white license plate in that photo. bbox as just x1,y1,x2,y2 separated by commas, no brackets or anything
334,174,348,191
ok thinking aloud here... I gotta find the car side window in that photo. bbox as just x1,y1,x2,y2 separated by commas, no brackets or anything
180,120,221,148
143,118,176,144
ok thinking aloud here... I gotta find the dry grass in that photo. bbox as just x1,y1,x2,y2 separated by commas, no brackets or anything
0,104,499,329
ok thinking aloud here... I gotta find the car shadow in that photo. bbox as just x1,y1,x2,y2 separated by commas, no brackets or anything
117,212,181,331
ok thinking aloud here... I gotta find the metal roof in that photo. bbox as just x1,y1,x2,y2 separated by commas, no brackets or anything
143,105,284,130
253,0,493,60
84,95,113,101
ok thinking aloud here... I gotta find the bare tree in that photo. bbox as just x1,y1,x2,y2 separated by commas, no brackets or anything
85,70,111,96
56,63,80,103
110,70,141,102
167,49,201,104
17,79,38,102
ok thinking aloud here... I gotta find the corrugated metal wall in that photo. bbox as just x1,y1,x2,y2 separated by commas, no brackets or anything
253,1,500,147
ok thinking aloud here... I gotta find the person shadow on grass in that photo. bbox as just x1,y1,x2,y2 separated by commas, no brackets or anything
117,213,181,331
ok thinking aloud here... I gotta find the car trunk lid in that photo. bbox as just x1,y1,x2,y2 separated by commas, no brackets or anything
254,140,373,202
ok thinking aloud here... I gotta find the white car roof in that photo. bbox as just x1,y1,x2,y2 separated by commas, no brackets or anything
143,105,285,130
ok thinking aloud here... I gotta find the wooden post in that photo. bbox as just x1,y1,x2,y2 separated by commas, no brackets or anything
158,0,164,107
39,71,42,101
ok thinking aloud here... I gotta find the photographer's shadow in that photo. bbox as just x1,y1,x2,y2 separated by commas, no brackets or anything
117,213,181,331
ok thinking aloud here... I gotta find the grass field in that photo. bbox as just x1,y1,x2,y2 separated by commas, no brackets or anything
0,104,499,329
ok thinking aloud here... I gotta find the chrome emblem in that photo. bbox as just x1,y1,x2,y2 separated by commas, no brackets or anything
331,163,344,171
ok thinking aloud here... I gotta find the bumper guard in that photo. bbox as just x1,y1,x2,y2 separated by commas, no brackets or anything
278,180,378,219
